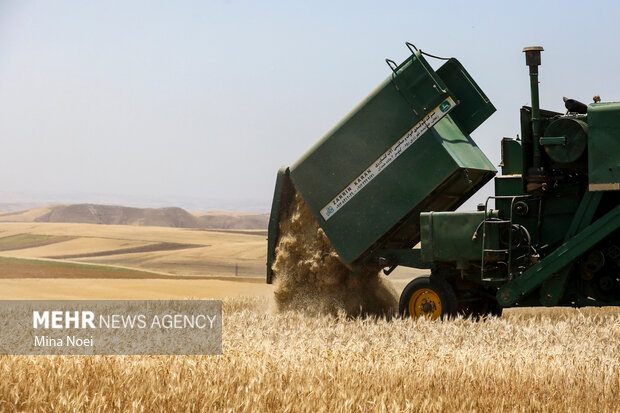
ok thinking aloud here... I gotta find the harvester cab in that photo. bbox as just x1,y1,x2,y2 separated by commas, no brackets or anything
266,44,620,319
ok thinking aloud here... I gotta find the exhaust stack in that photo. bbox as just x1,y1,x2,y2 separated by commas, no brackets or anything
523,46,544,170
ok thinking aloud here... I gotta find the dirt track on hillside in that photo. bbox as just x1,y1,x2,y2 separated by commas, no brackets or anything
0,258,264,282
45,242,204,259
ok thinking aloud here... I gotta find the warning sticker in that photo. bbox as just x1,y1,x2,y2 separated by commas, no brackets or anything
320,97,456,221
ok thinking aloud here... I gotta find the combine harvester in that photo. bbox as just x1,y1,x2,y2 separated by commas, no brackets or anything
266,44,620,318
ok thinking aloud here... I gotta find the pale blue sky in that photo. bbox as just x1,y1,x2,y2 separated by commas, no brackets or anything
1,1,619,211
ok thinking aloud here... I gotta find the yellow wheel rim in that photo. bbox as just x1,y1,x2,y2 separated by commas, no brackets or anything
408,288,442,319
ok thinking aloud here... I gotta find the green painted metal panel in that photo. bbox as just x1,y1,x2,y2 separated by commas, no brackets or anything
287,52,496,265
494,175,523,197
420,211,487,262
539,191,602,306
588,102,620,190
266,168,296,284
497,202,620,306
500,138,522,175
435,58,496,135
291,115,495,264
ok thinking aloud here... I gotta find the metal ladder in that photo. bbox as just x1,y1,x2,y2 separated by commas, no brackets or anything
480,195,531,282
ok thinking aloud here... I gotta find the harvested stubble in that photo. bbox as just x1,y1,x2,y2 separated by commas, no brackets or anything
272,192,398,317
0,298,618,412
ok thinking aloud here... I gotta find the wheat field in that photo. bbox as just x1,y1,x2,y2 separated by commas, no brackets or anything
1,297,618,412
0,222,618,411
0,222,267,277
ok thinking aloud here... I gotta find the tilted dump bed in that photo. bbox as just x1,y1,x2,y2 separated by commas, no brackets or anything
268,49,497,279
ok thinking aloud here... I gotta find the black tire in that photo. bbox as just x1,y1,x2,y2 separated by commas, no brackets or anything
399,275,458,320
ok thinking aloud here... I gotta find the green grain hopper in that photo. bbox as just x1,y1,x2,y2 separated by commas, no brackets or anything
267,43,620,318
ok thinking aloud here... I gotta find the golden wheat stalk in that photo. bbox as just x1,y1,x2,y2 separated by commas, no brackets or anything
0,297,617,412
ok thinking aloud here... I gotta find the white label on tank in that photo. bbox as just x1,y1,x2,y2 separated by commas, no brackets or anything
320,97,456,221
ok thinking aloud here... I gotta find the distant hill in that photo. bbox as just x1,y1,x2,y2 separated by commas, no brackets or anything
0,204,269,230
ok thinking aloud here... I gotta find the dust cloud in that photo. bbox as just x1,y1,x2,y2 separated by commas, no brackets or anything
272,192,397,317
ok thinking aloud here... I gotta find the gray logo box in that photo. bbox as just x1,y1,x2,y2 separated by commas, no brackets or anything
0,300,222,355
